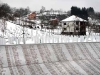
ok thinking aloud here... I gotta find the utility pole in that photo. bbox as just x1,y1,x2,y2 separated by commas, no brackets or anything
23,18,25,44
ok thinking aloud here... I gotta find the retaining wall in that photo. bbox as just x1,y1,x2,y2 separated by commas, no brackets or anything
0,42,100,75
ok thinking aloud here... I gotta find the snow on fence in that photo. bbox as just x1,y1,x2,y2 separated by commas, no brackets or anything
0,21,100,45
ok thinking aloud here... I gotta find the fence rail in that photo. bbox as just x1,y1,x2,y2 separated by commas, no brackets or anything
0,29,100,45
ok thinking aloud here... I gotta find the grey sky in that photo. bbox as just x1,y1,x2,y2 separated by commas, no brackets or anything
1,0,100,12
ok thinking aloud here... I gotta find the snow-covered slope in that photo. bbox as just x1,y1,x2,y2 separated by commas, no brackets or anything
0,21,100,45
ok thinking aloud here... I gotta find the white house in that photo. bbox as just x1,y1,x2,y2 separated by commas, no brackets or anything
61,15,87,35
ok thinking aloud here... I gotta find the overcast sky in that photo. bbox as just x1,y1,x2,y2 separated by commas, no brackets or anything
0,0,100,12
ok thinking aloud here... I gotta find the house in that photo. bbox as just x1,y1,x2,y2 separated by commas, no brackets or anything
93,23,100,33
61,15,87,35
28,12,36,20
49,18,59,28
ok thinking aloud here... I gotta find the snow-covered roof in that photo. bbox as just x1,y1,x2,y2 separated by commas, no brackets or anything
29,20,41,24
36,20,41,24
42,11,67,15
96,23,100,26
62,15,87,22
50,18,58,21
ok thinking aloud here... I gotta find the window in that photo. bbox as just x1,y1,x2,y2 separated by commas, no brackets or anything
64,23,66,25
64,28,66,30
76,21,79,25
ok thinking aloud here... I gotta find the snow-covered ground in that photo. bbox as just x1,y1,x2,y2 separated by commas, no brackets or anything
0,21,100,45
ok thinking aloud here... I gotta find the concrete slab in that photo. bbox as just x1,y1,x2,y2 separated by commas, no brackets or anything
0,42,100,75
